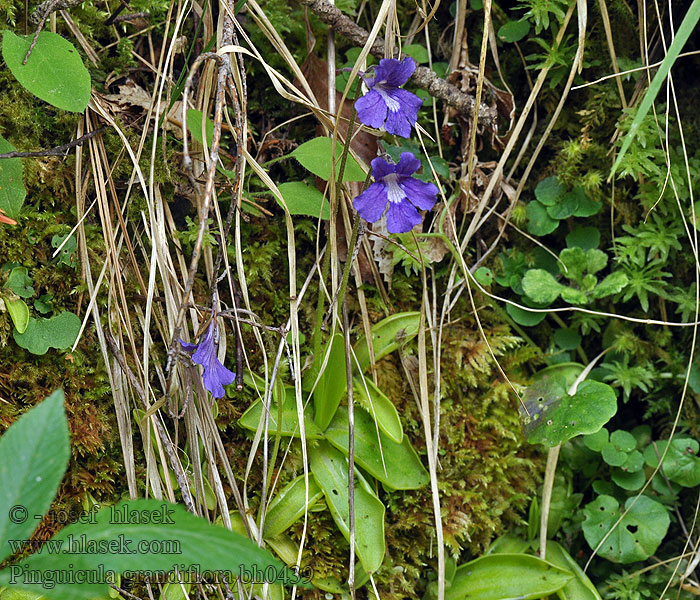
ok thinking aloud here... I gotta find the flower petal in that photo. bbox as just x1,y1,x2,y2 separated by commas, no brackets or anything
354,182,389,224
386,198,422,233
355,89,387,130
375,57,416,87
395,152,422,176
202,360,236,398
179,339,198,353
370,156,396,180
400,177,439,210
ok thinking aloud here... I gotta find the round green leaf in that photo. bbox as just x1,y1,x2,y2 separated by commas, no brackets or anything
497,20,531,43
643,438,700,487
566,227,601,250
474,266,494,286
554,327,581,350
546,191,579,220
0,135,26,219
582,495,669,563
572,186,602,217
526,380,618,447
522,269,562,304
290,137,366,182
601,444,627,467
622,450,644,473
611,468,645,491
584,428,609,452
610,430,636,452
403,44,429,64
526,201,559,236
277,181,331,220
535,176,565,206
506,302,546,326
2,31,91,113
12,311,81,355
5,266,34,298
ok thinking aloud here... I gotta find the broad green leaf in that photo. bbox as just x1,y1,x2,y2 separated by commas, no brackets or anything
290,137,366,182
545,541,602,600
353,375,403,443
277,181,331,220
601,445,627,467
310,442,385,573
559,248,587,281
446,554,573,600
325,410,428,490
524,380,618,447
0,391,69,563
533,363,584,388
353,312,421,373
0,135,25,219
263,475,323,539
5,267,34,298
0,500,298,599
486,535,530,555
2,31,90,113
610,430,636,452
643,438,700,487
584,428,609,452
527,201,559,236
591,271,628,298
546,192,579,220
506,302,547,326
497,20,530,42
185,109,214,147
566,227,600,250
582,495,669,563
0,589,44,600
314,333,347,430
474,266,494,286
572,191,602,217
560,286,588,305
238,388,323,439
535,177,565,206
403,44,429,63
586,249,608,275
5,297,30,334
522,269,562,304
51,234,77,268
611,468,645,491
12,312,81,355
611,0,700,177
554,328,581,350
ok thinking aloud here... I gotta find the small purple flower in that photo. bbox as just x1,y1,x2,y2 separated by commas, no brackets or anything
355,57,423,138
353,152,439,234
180,319,236,398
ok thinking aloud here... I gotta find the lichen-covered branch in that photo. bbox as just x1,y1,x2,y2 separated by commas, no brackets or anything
298,0,498,127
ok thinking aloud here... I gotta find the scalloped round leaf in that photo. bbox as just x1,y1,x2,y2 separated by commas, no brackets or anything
526,380,618,447
554,328,581,350
0,135,26,219
12,311,81,355
526,201,559,236
582,495,669,563
546,191,579,219
566,226,601,250
497,19,531,42
610,429,636,452
2,31,91,113
571,186,602,217
643,438,700,487
584,428,609,452
277,181,331,220
611,468,645,491
535,177,565,206
591,271,628,299
522,269,562,304
474,266,494,286
601,444,627,467
5,266,34,298
506,302,547,326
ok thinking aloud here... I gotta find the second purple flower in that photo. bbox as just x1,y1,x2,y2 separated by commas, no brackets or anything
353,152,438,234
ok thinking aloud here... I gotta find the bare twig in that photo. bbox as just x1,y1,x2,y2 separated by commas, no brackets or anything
298,0,498,126
0,127,106,159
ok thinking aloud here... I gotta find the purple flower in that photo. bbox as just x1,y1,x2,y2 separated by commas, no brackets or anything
353,152,439,233
180,319,236,398
355,57,423,138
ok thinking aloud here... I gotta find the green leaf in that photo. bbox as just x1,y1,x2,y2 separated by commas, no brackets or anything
544,541,602,600
290,137,366,182
186,109,214,147
0,390,70,563
309,441,385,573
313,333,347,430
276,181,331,220
546,192,579,220
582,495,669,563
566,227,600,250
2,31,91,113
611,468,645,491
325,409,428,490
591,271,628,299
524,380,618,447
586,249,608,276
522,269,562,304
643,438,700,487
403,44,429,63
559,248,587,282
535,177,565,206
554,328,581,351
584,428,609,452
51,234,77,268
13,312,81,355
506,302,546,326
353,312,421,373
601,445,627,467
5,267,34,298
611,0,700,177
0,135,26,219
446,554,573,600
474,266,494,286
238,387,324,439
486,535,531,555
610,430,636,452
33,294,53,315
353,375,403,443
263,475,323,539
5,297,30,333
571,187,601,217
497,20,531,43
527,201,559,236
0,499,297,599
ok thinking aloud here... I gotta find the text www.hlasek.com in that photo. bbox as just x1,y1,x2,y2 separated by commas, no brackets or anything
7,534,182,555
